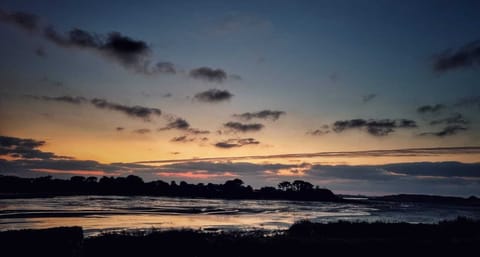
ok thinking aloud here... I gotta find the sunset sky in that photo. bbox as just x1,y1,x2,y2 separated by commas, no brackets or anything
1,0,480,196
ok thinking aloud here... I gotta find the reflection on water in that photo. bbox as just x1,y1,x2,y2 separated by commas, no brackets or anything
1,196,479,236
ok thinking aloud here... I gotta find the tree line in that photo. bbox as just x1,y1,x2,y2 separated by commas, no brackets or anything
0,175,339,201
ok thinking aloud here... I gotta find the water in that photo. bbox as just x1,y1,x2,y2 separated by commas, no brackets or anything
1,196,479,236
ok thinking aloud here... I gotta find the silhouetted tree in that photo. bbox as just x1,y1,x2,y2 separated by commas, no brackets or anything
278,181,292,191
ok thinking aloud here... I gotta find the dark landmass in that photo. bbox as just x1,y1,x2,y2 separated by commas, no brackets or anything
0,175,338,202
1,217,479,257
372,194,480,206
2,175,479,207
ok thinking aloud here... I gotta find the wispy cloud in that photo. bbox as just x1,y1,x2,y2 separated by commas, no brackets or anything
159,117,210,135
420,125,468,137
417,104,446,114
307,125,330,136
429,113,469,126
223,122,264,132
214,138,260,148
136,146,480,164
233,110,285,121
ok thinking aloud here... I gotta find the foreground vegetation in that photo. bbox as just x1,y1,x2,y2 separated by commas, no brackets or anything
1,217,479,257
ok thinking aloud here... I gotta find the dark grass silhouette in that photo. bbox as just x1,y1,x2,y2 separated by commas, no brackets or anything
1,218,479,257
0,227,83,257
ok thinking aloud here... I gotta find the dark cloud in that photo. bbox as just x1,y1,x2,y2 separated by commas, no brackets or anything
362,94,376,103
214,138,260,148
420,125,468,137
43,27,152,72
0,9,170,75
0,9,40,32
90,98,161,121
306,162,480,184
381,162,480,179
233,110,285,121
332,118,417,136
307,125,330,136
133,128,151,134
189,67,227,82
162,93,172,98
1,9,239,77
224,122,264,132
0,135,67,160
433,40,480,73
194,89,233,103
417,104,446,114
430,113,469,125
116,127,125,131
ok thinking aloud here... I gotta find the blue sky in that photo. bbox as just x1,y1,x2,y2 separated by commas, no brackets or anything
0,0,479,195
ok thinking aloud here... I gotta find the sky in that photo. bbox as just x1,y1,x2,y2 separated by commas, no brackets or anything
0,0,480,196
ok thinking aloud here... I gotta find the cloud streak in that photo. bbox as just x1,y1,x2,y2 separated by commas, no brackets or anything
136,146,480,164
29,95,162,121
90,98,161,121
233,110,285,121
